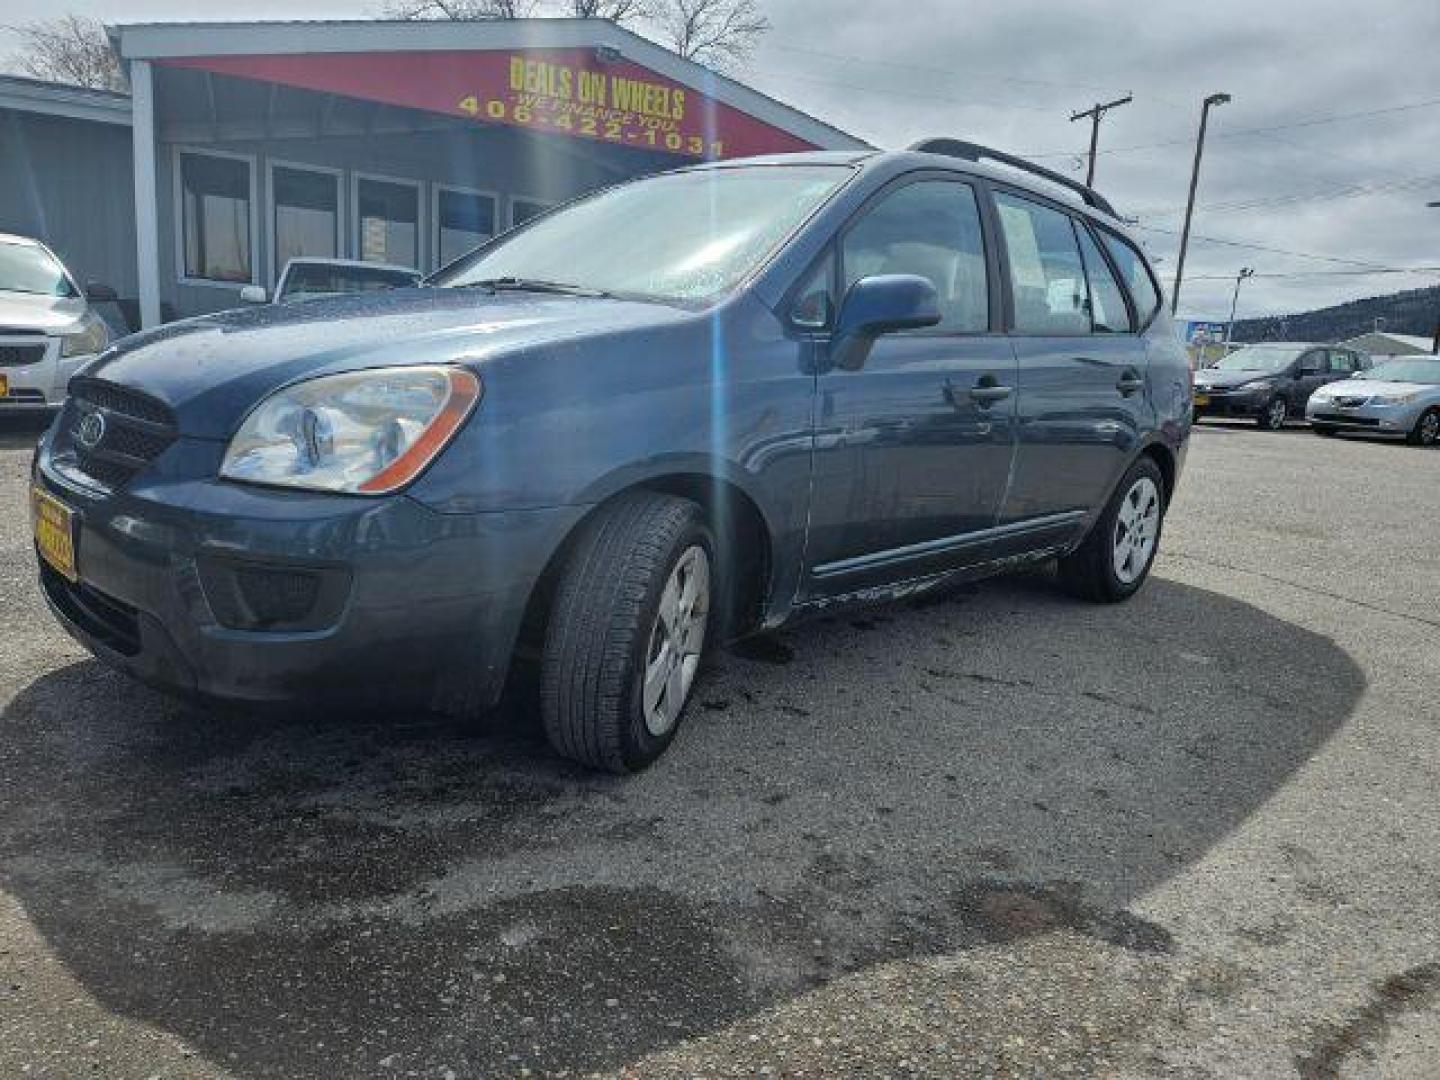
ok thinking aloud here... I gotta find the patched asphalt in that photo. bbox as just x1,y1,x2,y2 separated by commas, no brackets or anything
1,414,1437,1078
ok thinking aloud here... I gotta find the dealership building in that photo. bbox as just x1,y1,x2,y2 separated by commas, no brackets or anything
1,18,865,329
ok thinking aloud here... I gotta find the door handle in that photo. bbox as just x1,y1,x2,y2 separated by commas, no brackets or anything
1116,369,1146,396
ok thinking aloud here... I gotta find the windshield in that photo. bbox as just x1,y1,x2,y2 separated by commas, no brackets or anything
434,165,853,302
0,240,76,298
1212,345,1306,372
1364,359,1440,385
280,263,420,301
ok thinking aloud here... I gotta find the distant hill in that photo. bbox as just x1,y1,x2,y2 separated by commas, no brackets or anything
1229,284,1440,344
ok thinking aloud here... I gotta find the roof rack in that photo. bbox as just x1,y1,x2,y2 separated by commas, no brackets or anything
908,138,1119,219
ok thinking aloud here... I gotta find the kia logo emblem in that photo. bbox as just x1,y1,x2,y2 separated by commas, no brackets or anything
75,410,106,451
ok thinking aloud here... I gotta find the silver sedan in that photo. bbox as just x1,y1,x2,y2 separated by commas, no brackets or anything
1307,357,1440,446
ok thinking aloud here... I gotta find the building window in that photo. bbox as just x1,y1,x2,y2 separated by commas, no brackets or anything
179,152,252,283
355,176,420,269
510,198,550,229
435,187,496,267
272,165,339,281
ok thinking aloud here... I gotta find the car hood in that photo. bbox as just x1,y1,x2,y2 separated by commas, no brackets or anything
1313,379,1437,399
81,287,693,439
1193,368,1285,389
0,289,89,333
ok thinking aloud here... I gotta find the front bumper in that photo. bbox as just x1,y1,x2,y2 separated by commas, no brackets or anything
1192,388,1269,418
33,433,585,712
1,337,96,408
1306,399,1424,435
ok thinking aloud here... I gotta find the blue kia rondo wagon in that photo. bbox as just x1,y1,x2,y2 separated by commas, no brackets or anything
33,141,1190,772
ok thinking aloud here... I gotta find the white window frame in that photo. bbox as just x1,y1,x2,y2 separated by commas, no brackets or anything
172,146,260,289
266,159,345,288
508,195,554,231
351,171,425,272
431,183,501,271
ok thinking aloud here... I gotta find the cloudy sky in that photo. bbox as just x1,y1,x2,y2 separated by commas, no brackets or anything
3,0,1438,321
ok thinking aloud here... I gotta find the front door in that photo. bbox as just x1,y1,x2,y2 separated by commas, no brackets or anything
802,176,1017,599
991,191,1150,555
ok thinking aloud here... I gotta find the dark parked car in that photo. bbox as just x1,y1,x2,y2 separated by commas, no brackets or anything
1192,343,1369,430
31,143,1190,772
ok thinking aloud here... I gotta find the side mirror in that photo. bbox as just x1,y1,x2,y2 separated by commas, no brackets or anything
239,285,268,305
832,274,941,371
84,282,117,302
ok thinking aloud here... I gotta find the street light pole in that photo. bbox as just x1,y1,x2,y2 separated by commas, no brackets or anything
1171,92,1231,315
1070,94,1134,188
1223,267,1254,346
1429,202,1440,354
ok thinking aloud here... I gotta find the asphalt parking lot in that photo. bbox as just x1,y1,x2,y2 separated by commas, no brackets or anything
1,415,1437,1079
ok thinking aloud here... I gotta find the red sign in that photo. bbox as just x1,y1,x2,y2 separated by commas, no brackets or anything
167,50,818,160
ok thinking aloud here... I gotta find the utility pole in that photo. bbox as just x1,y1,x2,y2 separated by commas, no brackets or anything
1069,94,1133,187
1223,267,1254,346
1171,92,1232,315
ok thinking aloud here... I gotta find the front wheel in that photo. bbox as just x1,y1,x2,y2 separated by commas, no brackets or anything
1407,408,1440,447
1059,456,1166,604
540,492,714,773
1258,396,1289,431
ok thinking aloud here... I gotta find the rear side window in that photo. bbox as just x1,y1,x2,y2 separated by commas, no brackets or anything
1099,230,1162,325
841,179,990,333
995,192,1090,335
1329,349,1360,374
1076,227,1132,333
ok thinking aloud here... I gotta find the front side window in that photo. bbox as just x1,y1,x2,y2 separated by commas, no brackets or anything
996,192,1089,335
840,180,990,332
1099,230,1162,324
357,178,419,269
0,241,75,297
790,250,834,329
437,189,497,267
1077,226,1132,333
181,152,252,282
273,166,338,280
436,165,852,303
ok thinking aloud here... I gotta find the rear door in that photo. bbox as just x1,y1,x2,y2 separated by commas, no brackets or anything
991,191,1148,557
801,175,1018,599
1295,348,1333,409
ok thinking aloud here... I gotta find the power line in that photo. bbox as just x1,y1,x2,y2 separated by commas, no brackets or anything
1187,266,1440,281
1021,95,1440,160
766,43,1122,96
1132,223,1393,269
1132,171,1440,219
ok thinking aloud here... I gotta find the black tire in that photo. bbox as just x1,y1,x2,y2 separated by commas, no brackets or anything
540,491,714,773
1406,407,1440,447
1313,425,1338,437
1058,456,1167,604
1257,396,1289,431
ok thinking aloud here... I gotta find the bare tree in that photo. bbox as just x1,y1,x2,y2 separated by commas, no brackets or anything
384,0,540,19
656,0,769,69
7,15,125,91
565,0,657,25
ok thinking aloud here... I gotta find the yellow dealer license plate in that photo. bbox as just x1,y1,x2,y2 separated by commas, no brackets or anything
32,486,78,583
1193,392,1210,407
0,373,9,398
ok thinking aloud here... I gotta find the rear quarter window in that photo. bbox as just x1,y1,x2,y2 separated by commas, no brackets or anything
1098,230,1162,327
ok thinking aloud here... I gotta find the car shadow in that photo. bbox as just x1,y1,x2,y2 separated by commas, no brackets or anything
0,413,52,452
0,574,1364,1077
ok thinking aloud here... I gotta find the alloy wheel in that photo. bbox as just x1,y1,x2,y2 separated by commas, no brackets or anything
1266,398,1287,430
1112,477,1161,585
641,545,710,737
1420,412,1440,446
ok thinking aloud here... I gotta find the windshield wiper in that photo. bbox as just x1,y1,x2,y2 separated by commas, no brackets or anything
455,276,613,299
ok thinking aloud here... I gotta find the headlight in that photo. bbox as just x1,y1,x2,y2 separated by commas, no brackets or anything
60,312,110,358
1239,378,1275,392
220,365,481,494
1370,391,1419,406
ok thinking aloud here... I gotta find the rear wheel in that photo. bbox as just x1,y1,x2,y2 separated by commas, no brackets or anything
1258,396,1288,431
1407,408,1440,447
1058,456,1166,604
540,492,714,773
